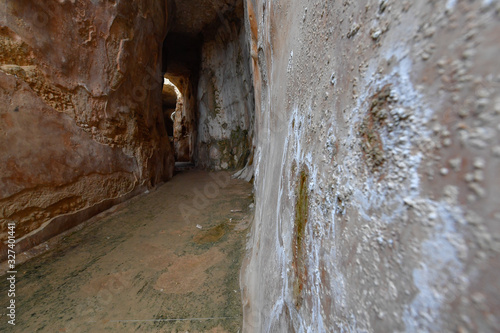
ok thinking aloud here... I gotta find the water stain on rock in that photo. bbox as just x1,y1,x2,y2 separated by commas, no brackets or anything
292,168,309,309
193,222,227,244
359,84,393,172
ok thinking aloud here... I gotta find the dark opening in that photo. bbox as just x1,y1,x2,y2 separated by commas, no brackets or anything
161,33,202,163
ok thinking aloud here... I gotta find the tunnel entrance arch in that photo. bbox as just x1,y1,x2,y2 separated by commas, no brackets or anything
161,0,254,171
161,31,201,164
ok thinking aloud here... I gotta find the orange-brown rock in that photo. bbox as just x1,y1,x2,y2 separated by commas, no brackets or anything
0,0,174,259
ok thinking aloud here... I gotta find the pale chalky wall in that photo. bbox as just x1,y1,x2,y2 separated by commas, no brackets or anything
242,0,500,331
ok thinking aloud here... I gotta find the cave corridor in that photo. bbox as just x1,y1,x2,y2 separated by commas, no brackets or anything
1,0,500,332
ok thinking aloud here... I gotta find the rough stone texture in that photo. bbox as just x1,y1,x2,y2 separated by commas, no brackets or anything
170,0,240,36
162,0,254,168
0,171,252,332
162,32,201,163
196,1,255,171
164,0,244,165
2,0,500,330
0,0,174,258
162,81,178,108
169,74,197,162
242,0,500,332
162,80,178,137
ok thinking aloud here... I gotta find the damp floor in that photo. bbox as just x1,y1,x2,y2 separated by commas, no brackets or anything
0,170,253,332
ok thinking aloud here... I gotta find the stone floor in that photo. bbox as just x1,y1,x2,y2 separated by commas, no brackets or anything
0,170,253,332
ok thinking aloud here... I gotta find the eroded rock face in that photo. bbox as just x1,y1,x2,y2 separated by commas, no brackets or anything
0,0,174,257
168,74,197,162
170,0,240,37
161,0,254,169
162,81,178,137
242,0,500,332
195,1,254,171
162,31,201,163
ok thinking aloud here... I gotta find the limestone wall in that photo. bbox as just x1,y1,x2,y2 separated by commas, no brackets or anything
170,73,198,163
0,0,174,258
196,2,255,171
242,0,500,331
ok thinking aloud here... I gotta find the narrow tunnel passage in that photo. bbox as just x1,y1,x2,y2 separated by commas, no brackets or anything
0,171,254,332
161,31,201,165
4,0,496,331
0,0,255,331
161,77,179,140
161,0,254,172
0,0,253,256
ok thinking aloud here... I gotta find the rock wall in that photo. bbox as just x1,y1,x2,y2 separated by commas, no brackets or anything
161,80,178,137
242,0,500,332
196,2,255,171
162,31,201,163
170,73,198,162
0,0,174,258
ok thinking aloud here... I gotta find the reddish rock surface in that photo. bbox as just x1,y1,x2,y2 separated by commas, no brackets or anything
0,0,174,258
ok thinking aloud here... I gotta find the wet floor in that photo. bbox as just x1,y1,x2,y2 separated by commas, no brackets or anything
0,170,253,332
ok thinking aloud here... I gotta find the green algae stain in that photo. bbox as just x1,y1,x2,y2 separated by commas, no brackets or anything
292,168,309,308
193,223,227,244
